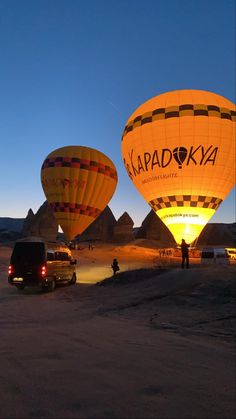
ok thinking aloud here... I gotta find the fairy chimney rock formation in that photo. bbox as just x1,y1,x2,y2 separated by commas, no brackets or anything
22,201,58,242
136,210,175,246
21,208,35,237
113,212,134,242
78,206,116,242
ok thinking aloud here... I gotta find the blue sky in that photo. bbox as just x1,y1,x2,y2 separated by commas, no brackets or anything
0,0,235,226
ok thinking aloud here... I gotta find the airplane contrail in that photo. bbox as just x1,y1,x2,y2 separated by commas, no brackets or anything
107,100,122,113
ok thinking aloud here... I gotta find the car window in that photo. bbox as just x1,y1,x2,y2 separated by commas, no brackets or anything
55,251,70,261
47,252,54,261
216,253,226,258
11,242,45,265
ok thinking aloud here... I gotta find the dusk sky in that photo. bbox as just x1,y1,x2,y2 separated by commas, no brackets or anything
0,0,235,226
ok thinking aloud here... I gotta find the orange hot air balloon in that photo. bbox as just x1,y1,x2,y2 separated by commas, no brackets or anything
121,90,236,245
41,146,118,241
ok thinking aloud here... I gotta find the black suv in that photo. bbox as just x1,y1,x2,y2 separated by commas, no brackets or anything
8,237,77,291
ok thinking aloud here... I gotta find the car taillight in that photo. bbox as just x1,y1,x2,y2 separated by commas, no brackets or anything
41,265,47,276
8,265,13,275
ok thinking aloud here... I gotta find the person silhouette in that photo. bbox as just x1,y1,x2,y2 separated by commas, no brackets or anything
111,258,120,275
181,239,189,269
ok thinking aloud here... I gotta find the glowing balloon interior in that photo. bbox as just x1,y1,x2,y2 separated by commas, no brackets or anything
121,90,235,244
41,146,118,241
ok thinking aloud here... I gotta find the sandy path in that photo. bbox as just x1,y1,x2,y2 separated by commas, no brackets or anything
67,243,158,283
72,243,201,284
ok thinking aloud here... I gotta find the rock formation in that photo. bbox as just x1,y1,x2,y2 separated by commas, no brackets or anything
136,210,175,246
77,206,116,242
198,223,236,247
113,212,134,242
21,209,35,237
1,202,235,247
21,201,58,242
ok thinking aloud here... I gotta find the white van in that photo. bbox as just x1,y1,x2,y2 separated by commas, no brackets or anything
201,247,229,265
225,248,236,260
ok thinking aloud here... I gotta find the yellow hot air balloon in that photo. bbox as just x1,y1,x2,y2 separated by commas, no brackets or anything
121,90,235,244
41,146,118,241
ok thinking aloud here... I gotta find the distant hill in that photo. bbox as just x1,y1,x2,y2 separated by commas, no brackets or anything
0,213,235,248
0,217,25,232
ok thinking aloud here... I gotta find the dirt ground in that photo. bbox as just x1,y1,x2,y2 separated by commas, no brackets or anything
0,243,235,418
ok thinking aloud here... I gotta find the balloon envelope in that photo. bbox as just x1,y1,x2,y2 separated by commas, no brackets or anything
121,90,235,244
41,146,118,241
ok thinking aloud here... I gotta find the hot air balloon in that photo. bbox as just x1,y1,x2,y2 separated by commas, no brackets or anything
121,90,235,244
41,146,118,241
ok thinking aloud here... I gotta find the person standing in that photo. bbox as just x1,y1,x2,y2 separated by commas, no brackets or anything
111,258,120,275
181,239,189,269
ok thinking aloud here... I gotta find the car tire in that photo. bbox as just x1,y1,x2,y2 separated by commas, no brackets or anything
69,272,77,285
48,279,56,292
41,284,47,292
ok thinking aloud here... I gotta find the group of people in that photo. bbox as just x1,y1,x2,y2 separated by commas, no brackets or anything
110,239,189,276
